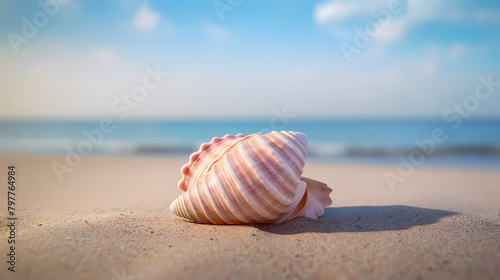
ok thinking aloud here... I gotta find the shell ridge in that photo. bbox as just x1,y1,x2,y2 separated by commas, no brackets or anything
186,187,211,223
235,141,292,221
273,131,307,173
224,150,271,223
283,131,308,156
216,155,253,223
194,176,222,224
249,135,298,203
204,167,241,224
275,180,308,223
269,132,304,174
178,134,247,192
173,193,196,222
261,133,303,187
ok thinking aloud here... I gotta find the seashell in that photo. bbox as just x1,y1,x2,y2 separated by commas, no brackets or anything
169,131,333,224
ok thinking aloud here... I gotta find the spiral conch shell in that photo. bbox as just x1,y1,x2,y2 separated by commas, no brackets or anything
169,131,333,224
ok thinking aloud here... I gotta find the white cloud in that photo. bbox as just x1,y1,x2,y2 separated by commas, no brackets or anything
314,0,389,26
376,24,406,42
133,4,160,31
204,23,229,40
449,43,466,59
314,0,500,43
313,0,419,42
314,2,350,25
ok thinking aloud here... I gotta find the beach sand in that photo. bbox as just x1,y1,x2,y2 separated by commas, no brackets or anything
0,155,499,279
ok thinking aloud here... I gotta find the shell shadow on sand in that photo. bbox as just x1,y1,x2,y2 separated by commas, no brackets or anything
253,205,458,234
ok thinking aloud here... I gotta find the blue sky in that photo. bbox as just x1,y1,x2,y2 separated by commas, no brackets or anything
1,0,499,119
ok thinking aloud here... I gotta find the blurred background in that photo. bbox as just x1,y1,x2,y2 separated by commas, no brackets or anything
1,0,499,167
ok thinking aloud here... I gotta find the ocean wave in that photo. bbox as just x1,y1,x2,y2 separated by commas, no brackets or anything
1,138,499,160
308,143,500,158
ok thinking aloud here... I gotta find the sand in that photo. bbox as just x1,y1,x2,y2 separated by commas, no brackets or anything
0,155,499,280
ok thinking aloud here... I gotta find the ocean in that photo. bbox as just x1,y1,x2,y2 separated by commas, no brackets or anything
1,119,499,168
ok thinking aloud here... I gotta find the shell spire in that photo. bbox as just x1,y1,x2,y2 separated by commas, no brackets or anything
169,131,333,224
